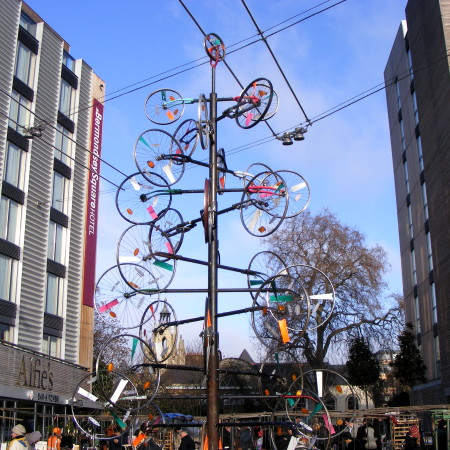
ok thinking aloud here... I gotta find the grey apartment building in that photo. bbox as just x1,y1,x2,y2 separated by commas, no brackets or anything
0,0,104,438
384,0,450,404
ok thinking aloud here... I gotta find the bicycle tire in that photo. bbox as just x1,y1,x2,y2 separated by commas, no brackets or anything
198,94,210,150
144,88,185,125
173,118,199,157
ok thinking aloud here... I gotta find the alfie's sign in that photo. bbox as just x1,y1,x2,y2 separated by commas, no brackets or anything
16,355,54,391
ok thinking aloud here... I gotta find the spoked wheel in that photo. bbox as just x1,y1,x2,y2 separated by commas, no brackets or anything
139,299,178,363
236,78,273,129
247,251,290,301
70,370,137,439
204,33,226,63
144,88,185,125
116,172,172,225
173,118,199,157
251,271,310,348
271,170,310,218
237,162,274,188
292,368,356,440
149,208,185,256
134,129,185,186
116,224,176,293
259,89,279,121
94,334,161,411
257,352,303,412
217,148,227,190
95,264,160,330
284,265,335,332
198,94,210,150
240,171,288,237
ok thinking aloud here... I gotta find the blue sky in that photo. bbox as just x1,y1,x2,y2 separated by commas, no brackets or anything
25,0,408,360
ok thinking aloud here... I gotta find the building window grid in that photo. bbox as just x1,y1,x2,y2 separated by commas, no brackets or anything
14,41,36,88
19,12,36,36
400,120,406,152
430,282,437,324
59,79,74,118
403,159,410,194
407,204,413,239
9,90,31,133
0,323,13,342
0,196,21,245
54,124,72,166
417,135,424,172
421,182,429,220
62,51,75,72
411,91,419,125
395,80,402,110
47,221,65,264
42,334,61,358
4,142,26,190
52,172,68,214
407,48,414,81
0,254,18,303
426,232,433,272
411,249,417,286
414,295,421,333
45,273,63,316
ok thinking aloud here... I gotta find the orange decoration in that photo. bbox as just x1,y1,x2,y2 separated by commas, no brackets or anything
259,90,268,97
166,111,175,121
301,408,308,414
264,389,270,396
126,208,133,215
148,414,153,420
262,307,267,316
174,109,179,116
292,374,297,381
132,433,145,448
278,305,285,312
133,248,139,256
258,226,266,233
128,281,139,289
147,160,155,168
169,96,175,101
109,311,116,318
335,385,343,393
143,381,151,390
107,363,114,371
278,319,290,343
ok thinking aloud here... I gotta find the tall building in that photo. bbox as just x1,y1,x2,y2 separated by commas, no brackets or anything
0,0,104,436
384,0,450,404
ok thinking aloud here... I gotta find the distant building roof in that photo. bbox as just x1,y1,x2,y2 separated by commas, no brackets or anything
239,349,255,364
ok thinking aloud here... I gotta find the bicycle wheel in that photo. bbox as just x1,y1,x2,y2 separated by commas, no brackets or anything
204,33,226,62
139,300,178,363
236,78,273,129
70,370,137,439
240,171,288,237
284,265,335,332
149,207,184,256
251,271,310,348
116,172,172,225
94,334,161,412
258,89,279,121
295,369,356,440
247,251,290,300
217,148,227,191
134,129,185,187
272,170,310,218
95,264,160,330
116,224,176,292
144,88,185,125
173,118,199,157
198,94,210,150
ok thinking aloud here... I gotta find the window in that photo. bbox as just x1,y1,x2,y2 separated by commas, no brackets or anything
45,273,63,316
47,221,65,264
421,182,429,220
411,249,417,286
407,204,413,239
9,90,31,133
395,80,401,110
42,334,60,358
0,196,21,245
426,232,433,271
414,295,421,333
403,159,410,194
430,283,437,324
411,91,419,125
54,124,72,165
347,396,359,410
59,79,74,117
4,142,26,189
62,51,75,72
407,48,414,80
52,172,68,213
15,41,36,87
417,136,424,172
400,120,406,152
0,323,13,342
0,255,18,302
434,335,440,378
19,12,36,35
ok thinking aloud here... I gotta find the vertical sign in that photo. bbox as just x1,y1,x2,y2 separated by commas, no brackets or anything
82,99,104,307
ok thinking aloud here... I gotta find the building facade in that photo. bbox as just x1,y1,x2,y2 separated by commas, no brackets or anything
384,0,450,404
0,0,104,439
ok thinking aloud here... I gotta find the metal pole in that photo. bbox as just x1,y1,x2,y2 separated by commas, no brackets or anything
206,64,219,450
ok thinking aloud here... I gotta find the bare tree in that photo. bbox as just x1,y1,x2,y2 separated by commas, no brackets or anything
260,209,404,368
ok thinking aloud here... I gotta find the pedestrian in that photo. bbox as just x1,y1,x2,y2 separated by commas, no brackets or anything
26,431,42,450
437,420,447,450
109,430,124,450
238,426,253,450
47,428,62,450
178,430,195,450
7,425,28,450
222,426,232,450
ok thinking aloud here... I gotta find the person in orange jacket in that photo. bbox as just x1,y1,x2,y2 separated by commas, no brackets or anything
47,428,62,450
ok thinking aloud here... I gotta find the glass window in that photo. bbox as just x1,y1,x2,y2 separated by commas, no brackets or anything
426,232,433,271
421,182,429,220
407,48,414,80
59,79,74,117
412,91,419,125
15,41,36,87
62,51,75,72
400,120,406,152
403,160,410,194
430,283,437,324
0,255,18,302
395,80,401,109
42,334,60,358
407,204,413,239
434,335,440,378
0,196,21,245
411,249,417,286
347,396,358,410
9,90,31,132
47,221,65,264
19,12,36,35
417,136,424,172
45,273,63,316
4,142,26,189
0,323,13,342
414,295,421,333
52,172,67,213
54,123,72,165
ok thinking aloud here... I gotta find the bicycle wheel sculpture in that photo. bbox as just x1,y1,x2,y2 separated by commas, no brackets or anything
274,170,310,218
247,251,290,300
139,300,179,363
287,368,355,440
116,224,176,292
204,33,225,63
134,129,185,186
95,264,160,330
251,270,310,347
240,171,288,237
198,94,210,150
145,88,185,125
116,172,172,225
173,118,199,157
149,208,185,256
236,78,274,129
